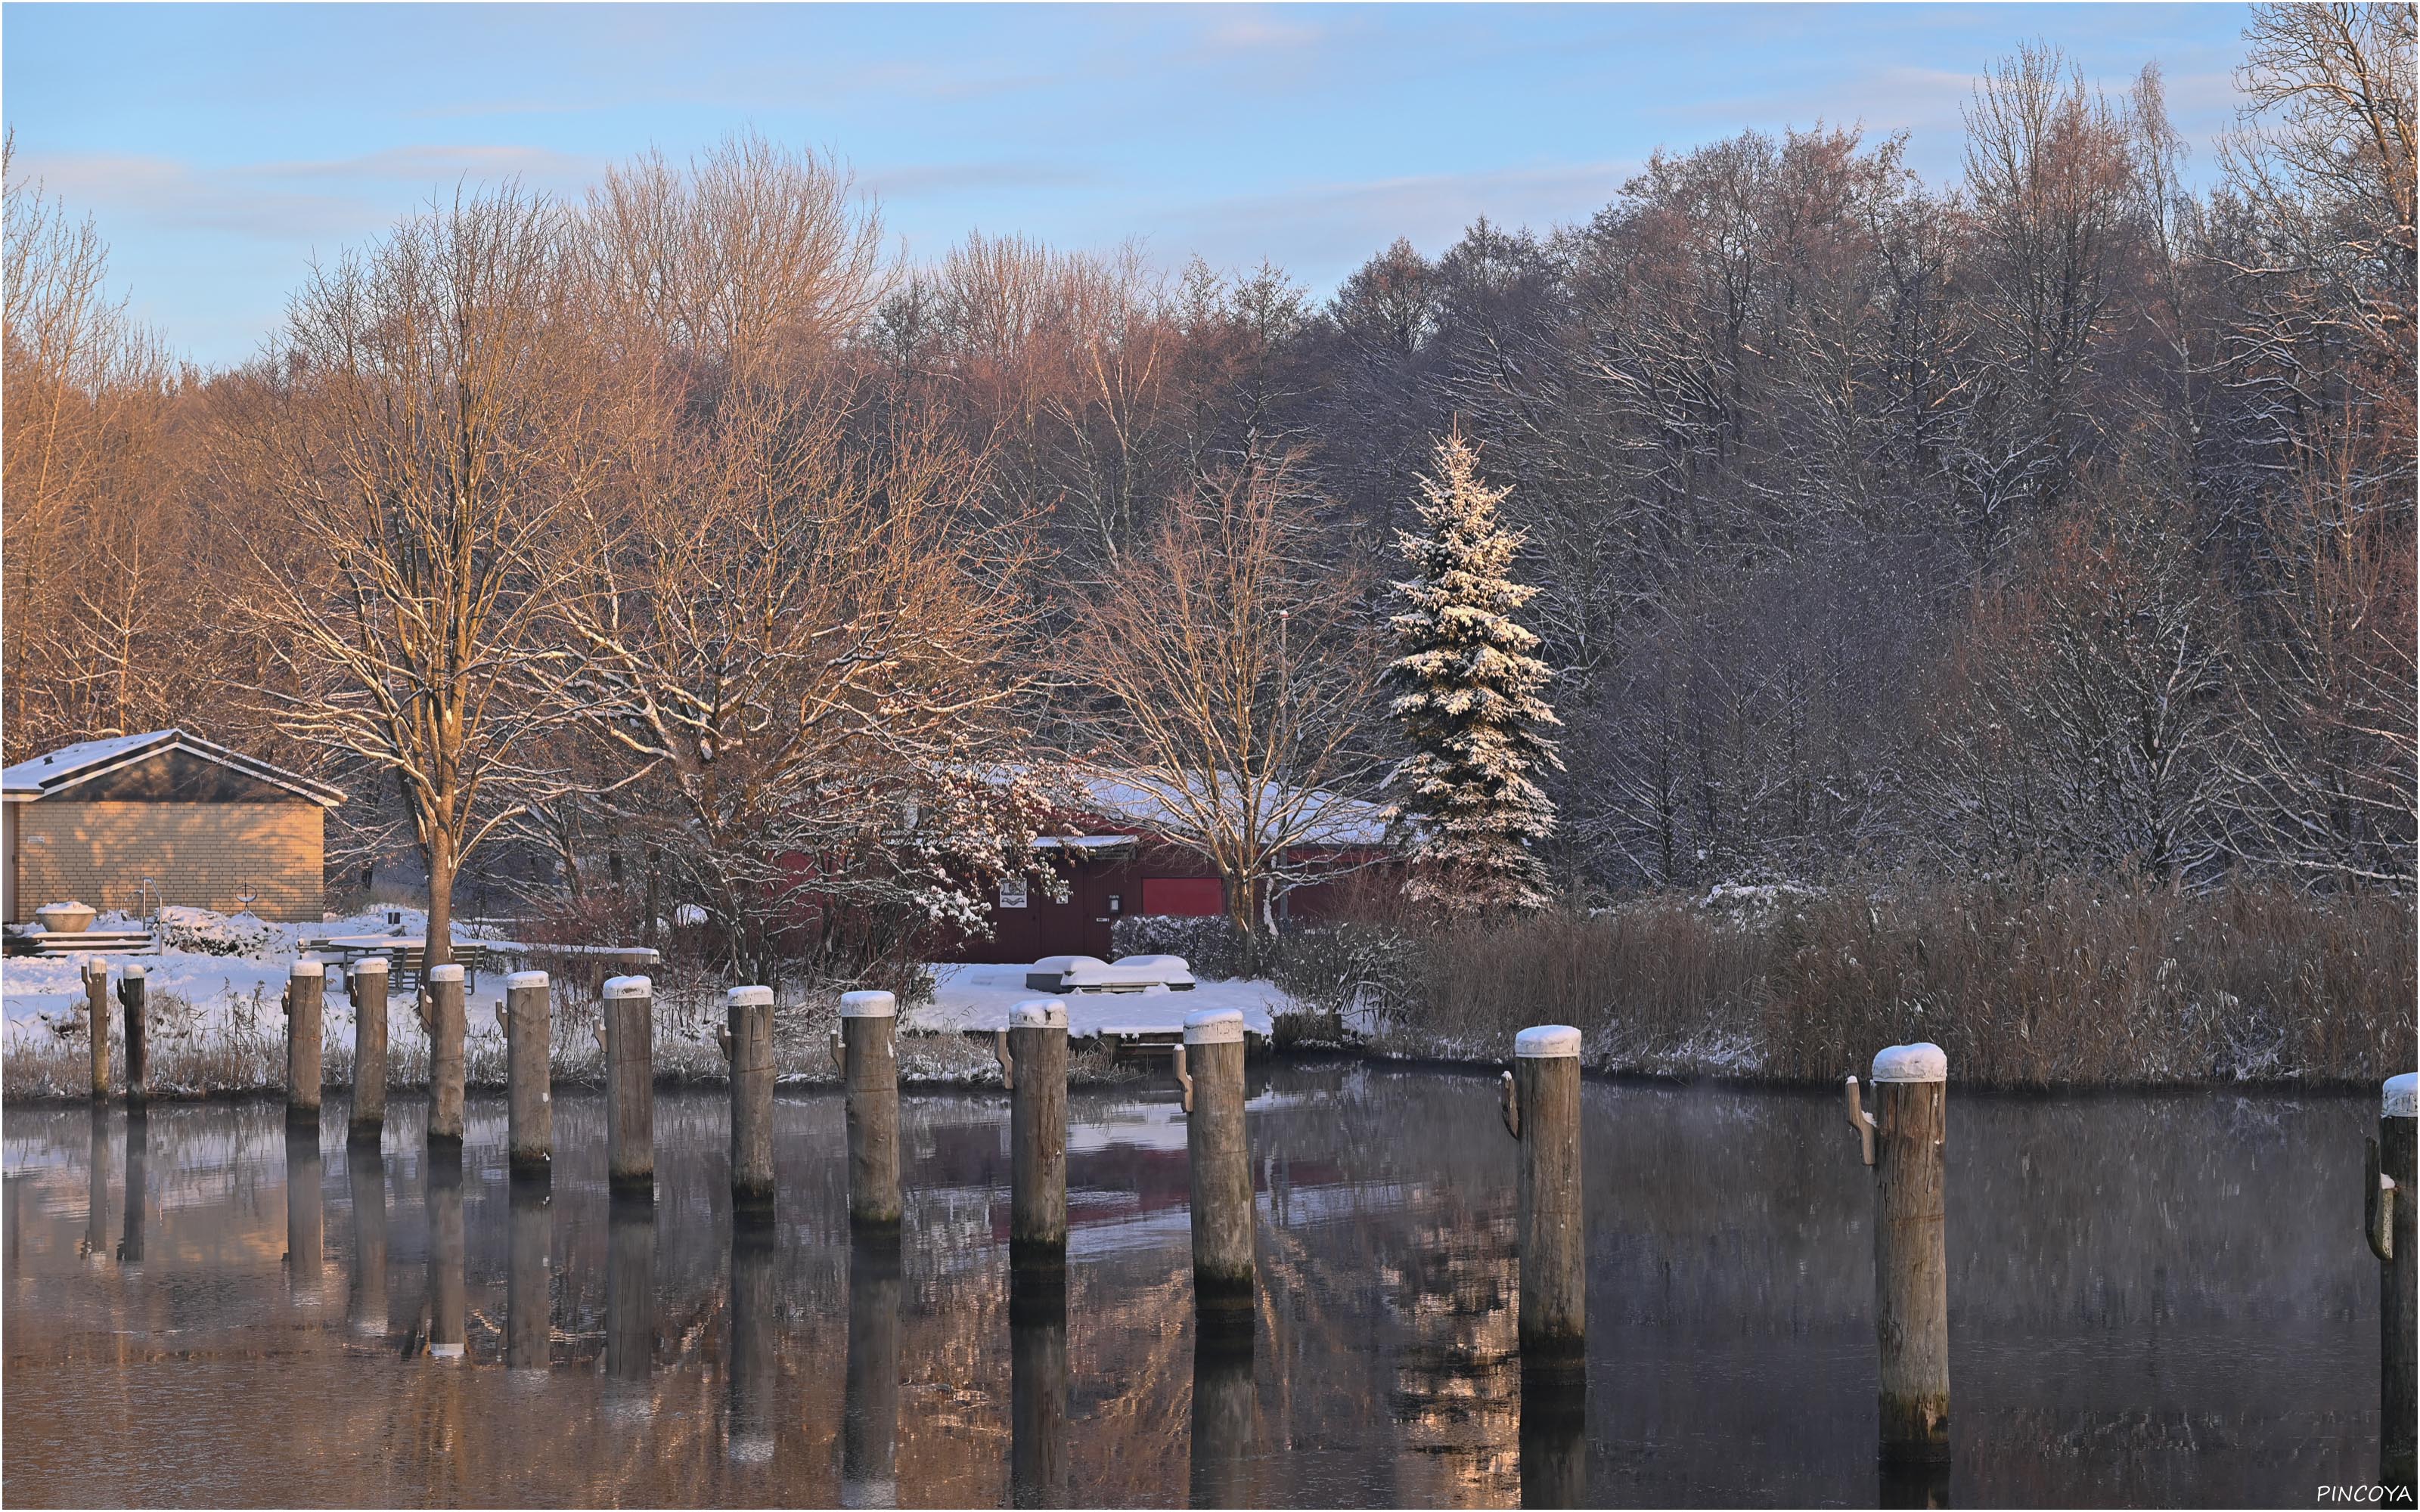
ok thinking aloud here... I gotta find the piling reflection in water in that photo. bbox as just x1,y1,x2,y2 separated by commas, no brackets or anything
346,1141,388,1336
118,1108,147,1267
1010,1272,1069,1508
1516,1383,1586,1509
607,1195,656,1391
1879,1452,1953,1508
426,1151,466,1361
842,1236,901,1508
1189,1330,1254,1509
82,1114,109,1264
284,1125,324,1303
507,1180,552,1371
728,1222,778,1464
0,1079,2397,1507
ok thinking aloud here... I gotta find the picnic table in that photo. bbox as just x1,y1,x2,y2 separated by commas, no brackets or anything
312,937,658,995
317,935,494,990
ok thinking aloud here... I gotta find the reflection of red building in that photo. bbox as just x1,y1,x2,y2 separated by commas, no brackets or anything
934,776,1396,963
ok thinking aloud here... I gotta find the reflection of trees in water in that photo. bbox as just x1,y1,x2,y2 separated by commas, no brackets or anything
1252,1070,1525,1507
0,1077,2394,1507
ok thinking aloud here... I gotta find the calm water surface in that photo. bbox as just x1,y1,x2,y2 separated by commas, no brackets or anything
0,1063,2385,1507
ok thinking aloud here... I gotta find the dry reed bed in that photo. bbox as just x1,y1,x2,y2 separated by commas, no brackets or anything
1352,879,2414,1088
8,879,2409,1097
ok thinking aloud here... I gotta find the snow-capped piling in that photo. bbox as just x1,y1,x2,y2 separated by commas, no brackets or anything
1009,999,1070,1278
346,1141,387,1337
843,1236,902,1508
118,965,147,1106
426,1155,465,1361
840,990,901,1235
1180,1007,1253,1334
423,963,467,1146
1504,1024,1585,1387
2372,1072,2417,1495
601,976,655,1198
1852,1041,1950,1463
283,960,324,1127
284,1123,324,1305
506,1180,551,1371
721,986,777,1217
501,970,552,1179
348,959,388,1142
82,960,110,1100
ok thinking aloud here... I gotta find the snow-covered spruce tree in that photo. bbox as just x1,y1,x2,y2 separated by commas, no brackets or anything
1385,432,1561,911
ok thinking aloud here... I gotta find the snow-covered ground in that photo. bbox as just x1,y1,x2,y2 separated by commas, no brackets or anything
4,903,1297,1088
2,906,508,1061
915,963,1289,1039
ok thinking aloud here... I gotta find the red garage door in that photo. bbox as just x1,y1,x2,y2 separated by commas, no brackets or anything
1140,877,1224,917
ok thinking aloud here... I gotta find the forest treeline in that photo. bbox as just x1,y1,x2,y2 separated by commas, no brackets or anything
5,8,2412,969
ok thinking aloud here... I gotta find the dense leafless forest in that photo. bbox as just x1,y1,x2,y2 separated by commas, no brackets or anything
5,8,2412,968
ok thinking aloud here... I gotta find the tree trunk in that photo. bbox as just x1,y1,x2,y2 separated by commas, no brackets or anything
424,835,455,973
1224,868,1255,937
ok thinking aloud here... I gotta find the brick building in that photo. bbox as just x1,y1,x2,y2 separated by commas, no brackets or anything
2,730,344,924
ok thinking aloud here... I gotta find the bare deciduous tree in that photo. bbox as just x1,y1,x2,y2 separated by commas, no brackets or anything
219,186,584,963
1066,450,1385,933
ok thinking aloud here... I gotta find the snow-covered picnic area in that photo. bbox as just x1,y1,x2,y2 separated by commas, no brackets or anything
4,902,1292,1089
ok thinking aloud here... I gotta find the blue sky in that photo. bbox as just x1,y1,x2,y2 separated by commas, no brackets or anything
5,3,2257,368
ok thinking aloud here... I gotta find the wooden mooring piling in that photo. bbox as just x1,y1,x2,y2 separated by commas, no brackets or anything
1848,1042,1951,1464
1503,1024,1584,1388
2373,1071,2417,1498
1004,999,1069,1280
347,959,388,1142
839,990,901,1236
602,974,655,1198
501,969,552,1179
424,963,467,1147
722,985,776,1218
83,960,110,1101
117,965,147,1107
1176,1007,1253,1335
281,960,324,1128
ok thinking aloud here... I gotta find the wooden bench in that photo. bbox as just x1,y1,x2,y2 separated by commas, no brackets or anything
20,928,160,956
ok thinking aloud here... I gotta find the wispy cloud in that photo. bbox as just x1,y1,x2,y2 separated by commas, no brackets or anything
1160,160,1641,283
12,144,601,242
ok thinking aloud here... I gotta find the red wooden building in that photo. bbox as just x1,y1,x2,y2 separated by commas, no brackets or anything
935,775,1395,963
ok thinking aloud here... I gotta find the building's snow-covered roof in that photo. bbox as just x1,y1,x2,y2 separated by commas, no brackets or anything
2,730,344,807
1057,772,1394,848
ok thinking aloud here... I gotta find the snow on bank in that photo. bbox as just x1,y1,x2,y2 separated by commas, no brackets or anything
913,964,1289,1039
2,906,507,1059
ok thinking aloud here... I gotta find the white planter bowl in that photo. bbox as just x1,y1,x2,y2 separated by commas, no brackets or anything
36,902,96,934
